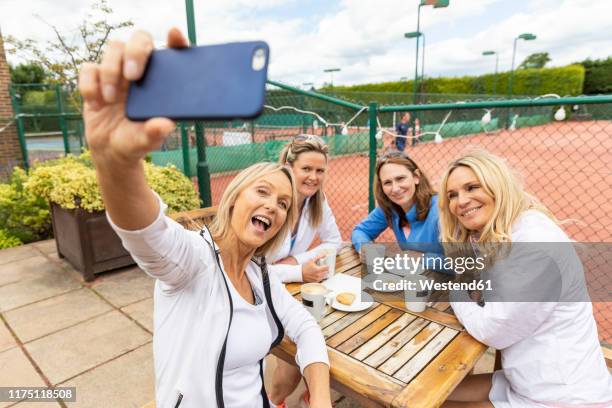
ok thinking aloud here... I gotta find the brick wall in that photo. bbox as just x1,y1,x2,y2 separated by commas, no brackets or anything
0,28,23,179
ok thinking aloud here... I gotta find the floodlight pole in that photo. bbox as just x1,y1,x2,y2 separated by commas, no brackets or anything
508,33,536,98
482,51,499,95
412,4,423,105
185,0,212,207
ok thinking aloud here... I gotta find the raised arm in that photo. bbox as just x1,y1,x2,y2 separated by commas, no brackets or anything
79,29,208,292
351,207,389,252
78,29,188,231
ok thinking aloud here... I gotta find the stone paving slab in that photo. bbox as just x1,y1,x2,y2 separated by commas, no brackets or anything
0,321,16,353
0,268,82,313
30,240,57,255
0,246,40,267
61,343,154,408
0,347,46,408
91,267,154,308
0,256,66,288
121,297,154,333
4,289,113,343
25,311,151,386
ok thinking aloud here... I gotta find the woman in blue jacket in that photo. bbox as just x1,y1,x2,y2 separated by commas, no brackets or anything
352,151,446,268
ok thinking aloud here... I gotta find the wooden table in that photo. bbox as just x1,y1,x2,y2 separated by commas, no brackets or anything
272,246,487,408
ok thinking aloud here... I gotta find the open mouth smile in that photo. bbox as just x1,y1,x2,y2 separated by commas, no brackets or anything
251,215,272,232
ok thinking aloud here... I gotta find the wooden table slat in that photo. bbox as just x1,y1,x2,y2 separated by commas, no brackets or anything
378,322,444,375
273,338,404,408
391,332,487,408
336,258,362,275
363,318,431,368
322,306,376,338
337,308,405,354
327,305,391,348
393,327,459,383
350,313,417,361
320,310,349,329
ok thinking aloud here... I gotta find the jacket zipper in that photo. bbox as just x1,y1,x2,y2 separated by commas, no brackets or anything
173,393,183,408
213,246,233,408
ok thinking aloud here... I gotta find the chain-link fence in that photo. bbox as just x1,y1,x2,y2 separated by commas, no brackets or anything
8,82,611,343
9,84,84,167
375,96,612,345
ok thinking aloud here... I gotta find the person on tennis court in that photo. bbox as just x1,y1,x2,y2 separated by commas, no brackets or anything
78,27,332,408
351,151,448,272
267,134,343,408
395,112,411,152
438,151,612,407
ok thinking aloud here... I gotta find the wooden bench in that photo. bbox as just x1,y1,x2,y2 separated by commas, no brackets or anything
170,206,218,231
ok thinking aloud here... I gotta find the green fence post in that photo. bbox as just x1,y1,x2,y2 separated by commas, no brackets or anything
185,0,212,207
179,122,192,177
368,102,378,212
55,84,70,155
8,85,29,171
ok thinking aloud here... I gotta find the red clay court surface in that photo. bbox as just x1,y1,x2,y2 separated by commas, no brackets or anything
207,120,612,343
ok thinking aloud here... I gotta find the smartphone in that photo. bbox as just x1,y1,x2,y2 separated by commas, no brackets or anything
126,41,269,121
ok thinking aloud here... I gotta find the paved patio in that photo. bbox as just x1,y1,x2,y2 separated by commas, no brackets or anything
0,240,496,408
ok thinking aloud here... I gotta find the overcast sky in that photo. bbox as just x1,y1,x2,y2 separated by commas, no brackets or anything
1,0,611,88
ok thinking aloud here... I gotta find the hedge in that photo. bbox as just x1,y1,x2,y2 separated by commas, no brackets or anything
325,64,585,98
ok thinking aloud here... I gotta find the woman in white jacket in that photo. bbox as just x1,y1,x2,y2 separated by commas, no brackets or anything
267,135,342,406
437,151,612,407
78,28,331,408
268,134,342,284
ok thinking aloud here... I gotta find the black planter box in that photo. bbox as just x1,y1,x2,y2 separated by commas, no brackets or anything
50,204,134,281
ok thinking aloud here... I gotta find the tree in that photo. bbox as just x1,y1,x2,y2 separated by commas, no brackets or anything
518,52,551,69
9,62,48,84
5,0,133,91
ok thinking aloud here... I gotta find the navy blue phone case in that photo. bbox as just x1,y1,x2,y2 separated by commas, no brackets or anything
126,41,269,121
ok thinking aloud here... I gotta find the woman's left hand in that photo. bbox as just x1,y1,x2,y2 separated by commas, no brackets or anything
275,256,298,265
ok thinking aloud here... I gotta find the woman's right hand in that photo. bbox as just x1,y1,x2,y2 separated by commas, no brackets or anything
78,28,188,166
301,254,329,283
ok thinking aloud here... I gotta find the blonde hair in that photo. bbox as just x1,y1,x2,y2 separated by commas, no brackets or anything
209,162,298,257
279,135,329,228
439,150,554,243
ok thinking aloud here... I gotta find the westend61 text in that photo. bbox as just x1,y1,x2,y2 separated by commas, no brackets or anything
372,279,492,292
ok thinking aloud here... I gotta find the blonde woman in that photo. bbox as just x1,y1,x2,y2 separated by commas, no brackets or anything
78,28,331,408
438,151,612,407
268,135,342,407
268,134,342,283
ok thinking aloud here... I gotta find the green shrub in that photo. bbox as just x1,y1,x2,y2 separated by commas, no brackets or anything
0,229,23,249
326,64,585,97
26,151,200,214
0,167,51,244
580,57,612,95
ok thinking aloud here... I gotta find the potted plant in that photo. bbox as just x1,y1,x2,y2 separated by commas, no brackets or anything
26,152,200,281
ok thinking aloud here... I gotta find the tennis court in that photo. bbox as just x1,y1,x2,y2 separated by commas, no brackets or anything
208,119,612,343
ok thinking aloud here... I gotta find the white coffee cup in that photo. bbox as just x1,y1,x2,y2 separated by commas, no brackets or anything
317,248,337,278
404,274,430,313
363,243,386,275
301,283,331,321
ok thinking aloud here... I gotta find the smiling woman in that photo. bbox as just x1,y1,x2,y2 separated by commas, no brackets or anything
77,27,332,408
438,151,612,407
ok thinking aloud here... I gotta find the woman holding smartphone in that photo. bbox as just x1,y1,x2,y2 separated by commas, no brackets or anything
438,151,612,407
78,28,331,408
267,135,342,407
351,151,446,270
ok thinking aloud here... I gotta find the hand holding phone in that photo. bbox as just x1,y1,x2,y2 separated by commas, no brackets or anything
78,29,188,164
